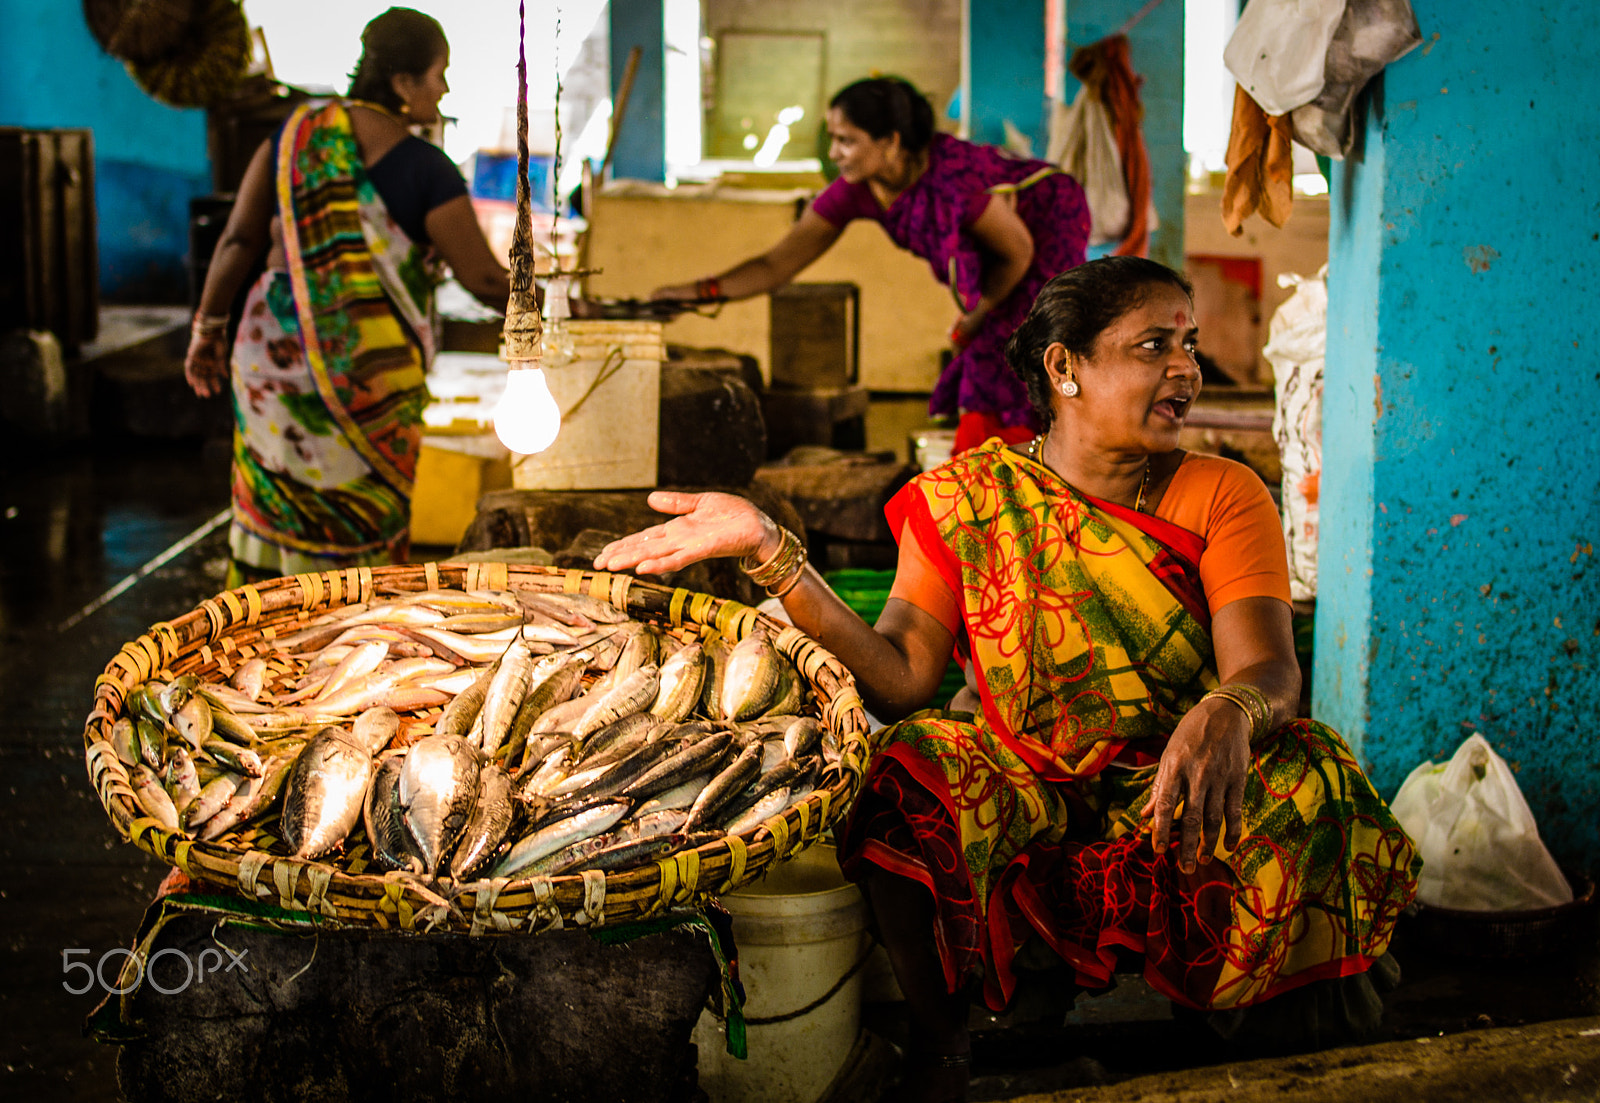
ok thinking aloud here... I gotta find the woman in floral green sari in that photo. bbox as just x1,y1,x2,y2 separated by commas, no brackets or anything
184,8,508,584
596,256,1419,1103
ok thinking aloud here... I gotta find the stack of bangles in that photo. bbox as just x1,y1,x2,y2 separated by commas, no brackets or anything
694,277,722,302
1200,683,1273,743
192,311,229,338
740,526,806,599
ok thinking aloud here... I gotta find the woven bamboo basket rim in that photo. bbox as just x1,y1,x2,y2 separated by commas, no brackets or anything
82,562,871,934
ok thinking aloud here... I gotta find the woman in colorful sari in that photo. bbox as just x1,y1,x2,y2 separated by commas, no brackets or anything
652,77,1090,454
184,8,509,585
596,256,1419,1103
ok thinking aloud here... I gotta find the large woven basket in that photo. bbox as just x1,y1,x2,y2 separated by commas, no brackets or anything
82,562,871,934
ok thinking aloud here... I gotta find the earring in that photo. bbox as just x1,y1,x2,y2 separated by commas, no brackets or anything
1060,379,1079,397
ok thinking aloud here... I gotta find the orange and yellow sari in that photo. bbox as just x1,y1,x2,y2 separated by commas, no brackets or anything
839,441,1419,1011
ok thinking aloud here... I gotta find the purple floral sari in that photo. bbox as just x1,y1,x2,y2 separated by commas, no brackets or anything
812,134,1090,429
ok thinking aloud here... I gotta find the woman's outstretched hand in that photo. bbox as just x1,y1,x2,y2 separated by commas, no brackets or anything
592,491,778,577
1142,697,1251,874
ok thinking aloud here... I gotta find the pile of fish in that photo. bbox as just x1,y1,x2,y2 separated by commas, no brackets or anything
107,587,842,886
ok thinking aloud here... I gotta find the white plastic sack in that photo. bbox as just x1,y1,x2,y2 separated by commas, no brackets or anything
1390,734,1574,912
1263,267,1326,602
1045,88,1129,247
1224,0,1348,116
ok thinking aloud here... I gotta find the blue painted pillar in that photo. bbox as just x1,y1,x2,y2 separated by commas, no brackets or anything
967,0,1048,152
1063,0,1185,269
0,0,209,301
608,0,665,182
1315,0,1600,866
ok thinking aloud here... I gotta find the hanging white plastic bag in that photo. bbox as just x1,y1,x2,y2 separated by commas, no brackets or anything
1263,267,1326,602
1224,0,1348,117
1046,88,1129,246
1390,734,1574,912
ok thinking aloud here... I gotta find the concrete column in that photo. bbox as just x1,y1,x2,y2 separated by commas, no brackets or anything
608,0,666,182
1314,0,1600,864
1062,0,1186,268
966,0,1048,151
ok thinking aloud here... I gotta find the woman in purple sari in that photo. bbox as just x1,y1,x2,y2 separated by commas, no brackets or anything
653,78,1090,453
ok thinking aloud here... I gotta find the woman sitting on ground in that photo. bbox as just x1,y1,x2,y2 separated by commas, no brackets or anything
594,256,1420,1103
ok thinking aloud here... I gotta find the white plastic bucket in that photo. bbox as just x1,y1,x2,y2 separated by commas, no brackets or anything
693,844,868,1103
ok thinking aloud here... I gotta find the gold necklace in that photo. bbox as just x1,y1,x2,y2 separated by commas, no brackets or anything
1028,436,1152,512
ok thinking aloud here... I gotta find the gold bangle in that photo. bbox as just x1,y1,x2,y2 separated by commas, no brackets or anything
741,526,805,589
1201,684,1273,743
766,562,806,599
192,312,229,334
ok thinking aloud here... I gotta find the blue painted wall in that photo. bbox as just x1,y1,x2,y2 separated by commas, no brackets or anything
0,0,210,303
968,0,1049,153
609,0,665,182
1316,1,1600,867
1063,0,1185,269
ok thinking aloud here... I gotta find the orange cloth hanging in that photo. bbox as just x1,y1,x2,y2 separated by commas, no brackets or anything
1222,84,1295,235
1070,35,1152,258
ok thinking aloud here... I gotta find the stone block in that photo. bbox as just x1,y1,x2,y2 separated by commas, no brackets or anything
658,364,765,487
111,910,718,1103
752,450,916,544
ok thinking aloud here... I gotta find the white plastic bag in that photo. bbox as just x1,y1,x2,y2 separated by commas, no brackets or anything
1390,734,1574,912
1263,267,1326,602
1224,0,1348,116
1045,88,1129,246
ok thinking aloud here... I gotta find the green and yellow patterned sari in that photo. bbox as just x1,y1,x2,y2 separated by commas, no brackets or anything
228,101,442,577
838,441,1420,1011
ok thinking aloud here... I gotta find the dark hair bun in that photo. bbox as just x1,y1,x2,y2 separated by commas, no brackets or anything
1004,256,1194,425
347,6,447,113
828,78,935,153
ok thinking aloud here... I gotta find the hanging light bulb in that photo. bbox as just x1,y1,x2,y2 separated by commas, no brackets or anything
494,363,562,454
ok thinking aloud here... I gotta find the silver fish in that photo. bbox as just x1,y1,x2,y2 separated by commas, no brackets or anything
351,706,400,756
699,637,731,718
622,731,734,801
110,718,139,767
281,727,375,860
491,798,632,879
229,657,270,702
650,642,706,724
398,735,481,877
158,674,200,719
132,764,179,832
616,808,688,842
723,786,791,836
195,758,291,841
363,753,422,874
185,772,244,831
686,741,764,830
782,716,823,760
720,634,783,722
172,695,213,753
529,695,589,736
436,664,496,738
163,747,201,818
201,738,264,778
198,683,273,715
306,640,389,703
574,665,660,738
469,638,535,755
449,765,516,881
637,773,711,815
765,661,806,718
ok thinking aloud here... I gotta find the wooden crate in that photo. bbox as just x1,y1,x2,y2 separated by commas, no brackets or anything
0,127,98,352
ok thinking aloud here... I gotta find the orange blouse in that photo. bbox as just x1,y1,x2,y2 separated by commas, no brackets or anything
888,452,1291,635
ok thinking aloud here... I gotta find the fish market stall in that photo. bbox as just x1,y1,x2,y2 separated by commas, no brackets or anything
81,562,869,1101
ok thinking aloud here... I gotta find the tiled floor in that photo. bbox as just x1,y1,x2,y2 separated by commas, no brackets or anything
0,433,1594,1102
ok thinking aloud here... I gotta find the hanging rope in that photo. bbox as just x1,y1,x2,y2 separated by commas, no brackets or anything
501,0,543,362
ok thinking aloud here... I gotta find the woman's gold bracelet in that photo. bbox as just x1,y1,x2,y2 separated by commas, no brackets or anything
1201,683,1273,743
740,526,806,597
191,312,230,335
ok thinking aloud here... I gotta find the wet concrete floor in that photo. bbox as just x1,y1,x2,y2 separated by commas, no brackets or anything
0,435,1595,1101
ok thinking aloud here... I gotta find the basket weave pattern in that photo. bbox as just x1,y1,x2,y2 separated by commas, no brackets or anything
82,563,871,934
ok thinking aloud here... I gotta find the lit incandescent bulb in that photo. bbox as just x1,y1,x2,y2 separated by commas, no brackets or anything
494,363,562,454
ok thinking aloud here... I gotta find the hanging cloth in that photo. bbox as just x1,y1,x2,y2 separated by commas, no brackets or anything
1221,84,1295,236
1069,34,1152,258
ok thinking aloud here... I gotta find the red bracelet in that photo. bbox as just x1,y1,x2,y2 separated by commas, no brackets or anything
695,277,722,301
949,322,972,350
